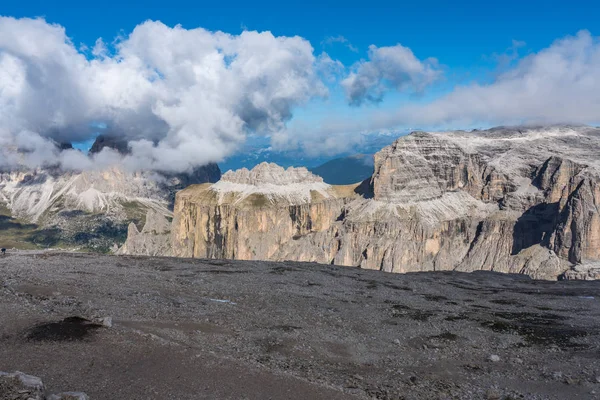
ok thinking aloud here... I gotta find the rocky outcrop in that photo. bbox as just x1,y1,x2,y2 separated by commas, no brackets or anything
121,126,600,280
0,371,88,400
117,210,172,256
0,371,44,400
168,164,358,262
561,262,600,280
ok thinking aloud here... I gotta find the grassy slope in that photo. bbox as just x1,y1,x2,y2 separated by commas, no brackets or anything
0,203,42,250
0,198,152,252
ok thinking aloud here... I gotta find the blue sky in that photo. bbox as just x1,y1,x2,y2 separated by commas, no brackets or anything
4,0,598,70
15,0,595,131
1,1,600,171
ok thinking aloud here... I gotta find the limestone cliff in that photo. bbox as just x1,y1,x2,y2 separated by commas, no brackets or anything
120,126,600,280
170,164,359,263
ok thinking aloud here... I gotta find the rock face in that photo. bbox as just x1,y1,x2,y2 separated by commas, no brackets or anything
88,134,129,155
168,164,359,263
121,126,600,280
117,210,172,256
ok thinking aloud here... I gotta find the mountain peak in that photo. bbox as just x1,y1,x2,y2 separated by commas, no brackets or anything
89,135,129,155
221,162,323,186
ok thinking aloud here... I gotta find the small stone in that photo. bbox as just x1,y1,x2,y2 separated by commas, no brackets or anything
92,316,112,328
564,377,577,385
16,372,44,390
47,393,89,400
486,388,501,400
488,354,500,362
552,371,563,380
513,357,523,364
595,376,600,383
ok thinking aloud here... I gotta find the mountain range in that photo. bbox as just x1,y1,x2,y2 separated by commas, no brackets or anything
0,132,389,251
3,125,600,281
309,154,374,185
0,135,220,252
120,125,600,280
219,130,410,172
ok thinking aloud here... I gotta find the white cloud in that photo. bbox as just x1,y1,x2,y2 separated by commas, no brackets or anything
0,17,327,172
316,52,345,82
341,44,442,105
2,17,599,169
277,30,600,157
389,30,600,127
92,38,108,57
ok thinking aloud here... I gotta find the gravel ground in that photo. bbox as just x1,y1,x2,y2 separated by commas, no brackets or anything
1,252,599,399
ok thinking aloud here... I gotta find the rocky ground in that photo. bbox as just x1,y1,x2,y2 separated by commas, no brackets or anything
1,252,599,399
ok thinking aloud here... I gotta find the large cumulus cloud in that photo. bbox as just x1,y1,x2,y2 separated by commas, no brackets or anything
0,17,328,172
2,17,600,170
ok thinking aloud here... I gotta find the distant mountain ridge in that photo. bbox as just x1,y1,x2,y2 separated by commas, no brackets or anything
309,154,374,184
0,135,220,251
219,130,410,172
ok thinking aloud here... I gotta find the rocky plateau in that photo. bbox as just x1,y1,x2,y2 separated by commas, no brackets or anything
1,252,599,399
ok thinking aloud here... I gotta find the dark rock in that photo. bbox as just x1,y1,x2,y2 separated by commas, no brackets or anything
88,135,129,155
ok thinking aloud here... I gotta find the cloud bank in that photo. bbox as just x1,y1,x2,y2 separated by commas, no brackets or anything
0,17,327,172
277,30,600,156
1,17,599,172
390,30,600,126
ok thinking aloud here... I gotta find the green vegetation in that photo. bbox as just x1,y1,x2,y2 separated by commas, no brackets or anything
121,201,147,230
0,205,43,250
0,199,154,253
28,228,67,248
